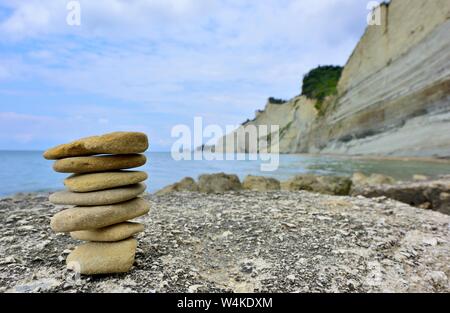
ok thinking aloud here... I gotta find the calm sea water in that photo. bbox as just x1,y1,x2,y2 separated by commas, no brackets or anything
1,151,449,196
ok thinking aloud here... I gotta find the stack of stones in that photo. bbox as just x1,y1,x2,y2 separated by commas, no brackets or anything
43,132,150,275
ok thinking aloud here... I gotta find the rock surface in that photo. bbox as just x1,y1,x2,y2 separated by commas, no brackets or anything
71,222,144,242
155,177,199,196
242,175,281,191
64,171,148,192
1,192,449,293
66,238,137,275
282,174,352,196
43,132,149,160
351,175,450,215
50,198,150,232
351,172,396,186
413,175,430,182
198,173,242,193
53,154,147,174
49,183,146,206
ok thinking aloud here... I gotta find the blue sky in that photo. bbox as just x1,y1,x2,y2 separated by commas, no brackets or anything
0,0,369,151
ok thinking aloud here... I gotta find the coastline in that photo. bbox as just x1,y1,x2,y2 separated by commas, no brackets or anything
275,152,450,164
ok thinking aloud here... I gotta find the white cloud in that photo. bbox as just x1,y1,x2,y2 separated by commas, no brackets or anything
0,0,369,149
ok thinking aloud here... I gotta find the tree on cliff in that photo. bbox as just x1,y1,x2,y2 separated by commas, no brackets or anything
268,97,287,104
301,65,343,112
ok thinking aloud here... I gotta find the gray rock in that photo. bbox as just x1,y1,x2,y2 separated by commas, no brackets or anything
198,173,242,193
2,191,450,292
351,176,450,215
155,177,199,196
351,172,396,186
413,174,429,181
281,174,352,195
242,175,280,191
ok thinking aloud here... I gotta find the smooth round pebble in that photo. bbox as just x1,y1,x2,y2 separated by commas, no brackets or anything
53,154,147,174
43,132,148,160
71,222,144,242
66,238,137,275
49,183,146,206
50,198,150,232
64,171,148,192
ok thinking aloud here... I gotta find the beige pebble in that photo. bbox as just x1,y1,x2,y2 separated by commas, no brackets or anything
71,222,144,242
66,238,137,275
50,198,150,232
64,171,147,192
43,132,148,160
53,154,146,174
49,183,146,206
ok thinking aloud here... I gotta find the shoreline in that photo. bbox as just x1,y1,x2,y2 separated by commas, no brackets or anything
2,149,449,163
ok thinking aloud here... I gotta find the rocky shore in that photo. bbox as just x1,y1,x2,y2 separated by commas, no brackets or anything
1,191,449,293
157,173,450,215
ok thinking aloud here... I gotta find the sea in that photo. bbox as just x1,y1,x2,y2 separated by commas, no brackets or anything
1,151,450,197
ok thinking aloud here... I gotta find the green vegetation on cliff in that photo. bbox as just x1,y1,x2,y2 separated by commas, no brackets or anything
268,97,288,104
301,65,343,113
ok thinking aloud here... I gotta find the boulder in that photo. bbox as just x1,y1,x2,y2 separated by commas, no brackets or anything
242,175,280,191
155,177,199,196
198,173,242,193
351,176,450,215
282,174,352,195
413,174,429,181
351,172,396,186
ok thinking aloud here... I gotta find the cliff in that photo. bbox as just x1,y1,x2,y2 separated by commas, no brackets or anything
213,0,450,157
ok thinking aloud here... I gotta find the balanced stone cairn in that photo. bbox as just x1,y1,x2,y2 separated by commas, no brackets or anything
43,132,150,275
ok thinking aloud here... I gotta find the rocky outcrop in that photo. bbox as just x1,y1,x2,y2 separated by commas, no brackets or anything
281,174,352,196
155,177,199,196
155,172,449,215
198,173,242,194
351,172,396,186
242,175,281,191
212,0,450,158
351,175,450,215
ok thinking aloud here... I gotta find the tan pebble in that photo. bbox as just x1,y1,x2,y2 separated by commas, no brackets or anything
71,222,144,242
49,183,146,206
43,132,148,160
66,238,137,275
64,171,147,192
53,154,147,174
50,198,150,232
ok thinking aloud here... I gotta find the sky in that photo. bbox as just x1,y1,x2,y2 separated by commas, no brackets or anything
0,0,370,151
